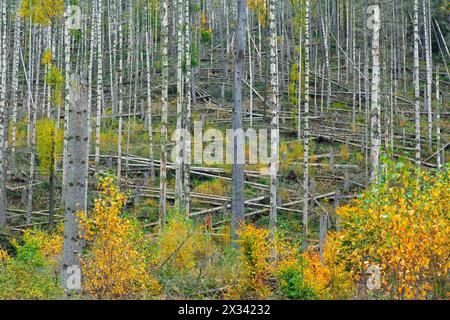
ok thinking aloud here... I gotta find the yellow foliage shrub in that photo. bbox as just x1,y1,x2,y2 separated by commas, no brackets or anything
157,214,214,274
78,178,160,299
226,225,299,300
0,227,63,300
36,119,63,176
194,179,229,197
0,249,10,262
340,144,350,161
335,165,450,299
301,235,355,300
22,226,63,261
226,224,273,300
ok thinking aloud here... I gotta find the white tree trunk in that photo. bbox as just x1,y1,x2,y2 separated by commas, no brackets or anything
422,0,433,149
0,0,7,225
247,7,253,127
117,5,124,184
269,0,279,237
297,1,303,141
413,0,421,165
62,4,73,200
11,5,21,174
95,0,103,173
175,0,185,208
370,5,381,183
436,66,442,170
146,5,155,185
159,0,169,223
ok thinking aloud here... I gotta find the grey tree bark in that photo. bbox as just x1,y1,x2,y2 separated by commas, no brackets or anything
302,0,311,246
60,75,89,293
231,0,247,247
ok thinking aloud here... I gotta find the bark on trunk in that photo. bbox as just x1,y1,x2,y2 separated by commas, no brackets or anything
61,75,89,293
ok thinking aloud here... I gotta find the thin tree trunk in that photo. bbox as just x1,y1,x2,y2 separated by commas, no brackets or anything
183,0,192,214
159,0,169,224
303,0,311,245
269,0,279,238
231,0,247,247
0,0,7,226
95,0,103,174
117,5,124,184
175,0,185,208
11,5,21,176
422,0,432,150
413,0,421,165
370,4,381,183
436,66,441,170
145,4,155,186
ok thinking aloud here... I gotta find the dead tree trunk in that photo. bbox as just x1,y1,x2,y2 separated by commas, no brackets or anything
231,0,247,247
60,75,89,293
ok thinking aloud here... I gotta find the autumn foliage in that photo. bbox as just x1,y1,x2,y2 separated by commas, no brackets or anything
36,119,63,176
0,228,63,299
77,178,160,299
1,166,447,300
19,0,64,26
332,164,450,299
226,224,301,300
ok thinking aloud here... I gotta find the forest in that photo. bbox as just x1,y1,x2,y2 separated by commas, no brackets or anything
0,0,448,301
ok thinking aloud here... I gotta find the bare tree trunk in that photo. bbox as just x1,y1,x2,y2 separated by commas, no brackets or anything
145,4,155,185
183,0,192,214
0,0,7,226
296,0,303,141
11,5,21,176
62,4,73,201
95,0,104,174
269,0,279,238
436,66,442,170
49,127,56,226
303,0,311,245
107,0,117,117
159,0,169,224
370,4,381,183
413,0,421,165
26,85,37,225
61,75,89,293
231,0,247,247
320,13,331,111
219,0,227,102
423,0,433,150
247,8,254,127
117,5,124,184
175,0,185,208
